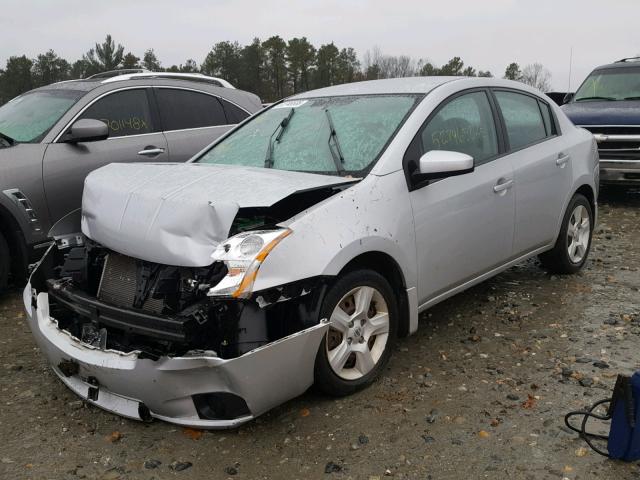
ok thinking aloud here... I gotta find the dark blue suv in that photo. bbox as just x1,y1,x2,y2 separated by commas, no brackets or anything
562,58,640,185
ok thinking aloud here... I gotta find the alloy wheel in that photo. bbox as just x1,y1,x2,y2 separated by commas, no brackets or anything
326,286,389,380
567,204,590,264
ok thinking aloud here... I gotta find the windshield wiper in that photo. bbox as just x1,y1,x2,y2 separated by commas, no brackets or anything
324,109,345,174
0,131,16,147
575,96,616,102
264,108,295,168
623,96,640,101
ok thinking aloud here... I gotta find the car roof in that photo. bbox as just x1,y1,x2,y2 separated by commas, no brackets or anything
593,58,640,71
28,76,262,114
291,77,463,98
32,79,98,93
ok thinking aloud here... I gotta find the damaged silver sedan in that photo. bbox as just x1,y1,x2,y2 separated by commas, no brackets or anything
24,77,599,428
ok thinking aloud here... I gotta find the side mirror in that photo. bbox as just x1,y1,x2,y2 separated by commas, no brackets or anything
417,150,474,181
563,92,575,104
64,119,109,143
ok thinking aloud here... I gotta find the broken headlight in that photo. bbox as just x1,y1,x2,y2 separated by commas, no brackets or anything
208,229,292,299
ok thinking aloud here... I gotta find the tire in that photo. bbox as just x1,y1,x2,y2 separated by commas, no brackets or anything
539,193,593,274
314,269,398,396
0,231,9,292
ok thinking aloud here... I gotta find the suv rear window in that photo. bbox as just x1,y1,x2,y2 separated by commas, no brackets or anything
221,100,249,124
156,89,227,131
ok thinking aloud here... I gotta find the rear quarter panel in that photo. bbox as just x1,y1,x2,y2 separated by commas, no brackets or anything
553,104,599,234
164,126,233,162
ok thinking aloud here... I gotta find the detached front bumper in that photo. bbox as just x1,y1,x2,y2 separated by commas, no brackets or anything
23,281,328,429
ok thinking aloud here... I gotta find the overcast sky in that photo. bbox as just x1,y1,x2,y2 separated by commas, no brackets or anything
1,0,638,91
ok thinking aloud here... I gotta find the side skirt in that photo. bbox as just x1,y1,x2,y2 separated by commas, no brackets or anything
417,245,552,314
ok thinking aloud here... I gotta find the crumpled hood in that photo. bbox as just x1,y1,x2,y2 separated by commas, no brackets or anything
81,162,355,266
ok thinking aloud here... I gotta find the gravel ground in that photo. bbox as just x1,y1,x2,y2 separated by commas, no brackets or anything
1,187,639,480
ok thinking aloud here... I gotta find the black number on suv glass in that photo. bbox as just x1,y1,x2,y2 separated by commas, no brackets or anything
79,89,154,138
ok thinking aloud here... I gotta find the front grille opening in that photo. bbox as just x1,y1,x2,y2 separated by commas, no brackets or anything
48,242,231,357
98,253,165,313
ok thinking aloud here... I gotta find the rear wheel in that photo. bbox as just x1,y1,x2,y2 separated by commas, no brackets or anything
0,231,9,291
314,269,398,396
539,193,593,274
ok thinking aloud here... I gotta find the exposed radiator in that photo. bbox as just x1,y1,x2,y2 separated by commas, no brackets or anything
97,253,165,314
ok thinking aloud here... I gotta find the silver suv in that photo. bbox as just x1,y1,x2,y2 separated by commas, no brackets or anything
0,71,262,290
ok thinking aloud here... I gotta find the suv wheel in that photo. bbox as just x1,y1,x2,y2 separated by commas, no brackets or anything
314,269,398,396
0,231,9,291
539,193,593,274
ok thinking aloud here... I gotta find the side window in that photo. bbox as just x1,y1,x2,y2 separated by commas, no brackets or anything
494,91,547,150
79,89,153,138
420,91,499,165
220,99,249,124
538,100,556,136
155,89,227,131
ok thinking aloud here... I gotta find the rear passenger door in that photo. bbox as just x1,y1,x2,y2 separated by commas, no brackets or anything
43,88,169,226
492,90,571,255
153,88,249,162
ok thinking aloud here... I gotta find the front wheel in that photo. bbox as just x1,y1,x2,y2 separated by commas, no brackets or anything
539,193,593,274
314,269,398,396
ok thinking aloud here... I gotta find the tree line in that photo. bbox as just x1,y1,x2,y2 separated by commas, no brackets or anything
0,34,553,105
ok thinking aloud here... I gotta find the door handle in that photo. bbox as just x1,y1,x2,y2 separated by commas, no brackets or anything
556,153,570,167
493,178,513,193
137,147,165,156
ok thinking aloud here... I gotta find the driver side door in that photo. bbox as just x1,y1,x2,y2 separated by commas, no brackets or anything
407,89,515,306
42,88,168,226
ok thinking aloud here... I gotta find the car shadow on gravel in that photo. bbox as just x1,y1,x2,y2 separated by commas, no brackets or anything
600,185,640,207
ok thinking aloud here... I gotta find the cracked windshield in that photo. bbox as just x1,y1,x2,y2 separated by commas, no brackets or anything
198,94,420,175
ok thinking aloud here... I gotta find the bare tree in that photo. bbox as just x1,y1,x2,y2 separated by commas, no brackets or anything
520,63,552,92
362,48,418,79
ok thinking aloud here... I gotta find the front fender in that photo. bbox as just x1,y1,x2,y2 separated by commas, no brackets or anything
0,190,47,247
253,171,417,293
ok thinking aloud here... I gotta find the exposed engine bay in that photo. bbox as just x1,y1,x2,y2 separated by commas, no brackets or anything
35,239,327,361
32,191,343,361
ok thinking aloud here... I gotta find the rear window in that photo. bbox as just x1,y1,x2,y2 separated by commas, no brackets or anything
494,91,547,150
538,100,555,136
221,99,249,124
0,89,83,142
156,89,227,131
